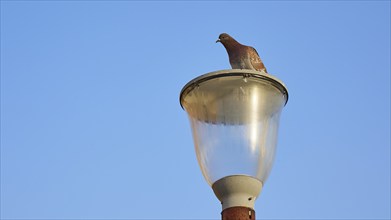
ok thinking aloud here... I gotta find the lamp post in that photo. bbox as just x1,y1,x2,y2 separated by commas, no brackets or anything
180,69,288,220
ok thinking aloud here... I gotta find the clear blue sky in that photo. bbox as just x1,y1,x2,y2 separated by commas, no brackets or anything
1,1,390,219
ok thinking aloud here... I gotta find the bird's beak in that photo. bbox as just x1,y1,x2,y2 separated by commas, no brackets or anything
216,39,220,43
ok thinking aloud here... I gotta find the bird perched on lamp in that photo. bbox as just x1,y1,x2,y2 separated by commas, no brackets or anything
216,33,267,73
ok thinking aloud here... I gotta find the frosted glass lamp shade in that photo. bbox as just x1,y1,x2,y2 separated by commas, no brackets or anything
180,69,288,186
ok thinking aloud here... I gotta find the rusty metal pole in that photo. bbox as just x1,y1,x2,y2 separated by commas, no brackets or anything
221,207,256,220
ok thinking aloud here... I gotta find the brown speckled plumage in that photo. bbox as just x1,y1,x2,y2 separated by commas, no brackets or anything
216,33,267,73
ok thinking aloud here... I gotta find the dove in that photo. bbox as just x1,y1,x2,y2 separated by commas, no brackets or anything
216,33,267,73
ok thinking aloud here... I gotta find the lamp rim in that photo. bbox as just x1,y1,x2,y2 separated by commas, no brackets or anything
179,69,289,109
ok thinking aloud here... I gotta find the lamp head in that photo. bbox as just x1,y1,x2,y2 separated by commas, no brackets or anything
180,69,288,210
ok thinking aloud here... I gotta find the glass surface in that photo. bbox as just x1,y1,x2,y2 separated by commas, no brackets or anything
181,74,287,185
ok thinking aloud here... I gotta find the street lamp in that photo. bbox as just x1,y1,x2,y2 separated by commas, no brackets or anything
180,69,288,220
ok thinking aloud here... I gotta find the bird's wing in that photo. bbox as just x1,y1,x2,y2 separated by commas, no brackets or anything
249,47,267,73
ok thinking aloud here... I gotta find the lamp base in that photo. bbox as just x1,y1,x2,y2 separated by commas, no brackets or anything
212,175,263,210
222,206,255,220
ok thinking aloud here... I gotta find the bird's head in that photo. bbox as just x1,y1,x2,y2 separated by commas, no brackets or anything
216,33,233,44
